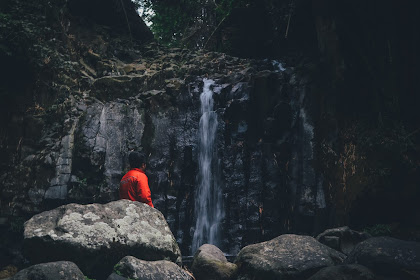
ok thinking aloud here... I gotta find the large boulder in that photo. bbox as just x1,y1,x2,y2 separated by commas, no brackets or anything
346,236,420,278
8,261,85,280
23,200,181,279
307,264,375,280
191,244,237,280
316,226,371,255
235,234,346,280
107,256,193,280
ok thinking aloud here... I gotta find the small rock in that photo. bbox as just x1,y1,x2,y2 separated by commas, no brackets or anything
8,261,84,280
346,236,420,278
316,226,371,255
22,155,35,162
107,273,128,280
235,234,345,280
307,264,375,280
0,265,18,279
316,226,372,255
76,103,87,111
108,256,193,280
192,244,237,280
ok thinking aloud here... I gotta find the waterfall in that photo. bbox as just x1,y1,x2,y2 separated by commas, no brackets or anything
272,60,286,72
192,78,223,253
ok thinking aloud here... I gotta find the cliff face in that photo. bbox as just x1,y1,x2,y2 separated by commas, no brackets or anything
0,0,326,256
311,1,420,232
212,0,420,235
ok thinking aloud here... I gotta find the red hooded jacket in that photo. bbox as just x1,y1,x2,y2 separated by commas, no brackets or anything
119,168,154,207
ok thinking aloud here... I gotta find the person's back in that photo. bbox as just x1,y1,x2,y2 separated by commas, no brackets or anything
119,152,154,208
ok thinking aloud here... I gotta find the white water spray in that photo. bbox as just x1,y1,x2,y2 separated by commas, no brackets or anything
192,78,224,253
272,60,286,72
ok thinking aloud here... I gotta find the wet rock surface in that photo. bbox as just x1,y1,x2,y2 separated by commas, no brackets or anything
316,226,371,255
0,0,323,255
235,234,346,280
23,200,181,279
307,264,375,280
346,236,420,279
7,261,85,280
191,244,237,280
107,256,193,280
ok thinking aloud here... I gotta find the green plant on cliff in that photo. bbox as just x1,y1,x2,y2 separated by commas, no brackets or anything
0,12,11,21
70,178,88,194
113,264,123,276
364,224,392,236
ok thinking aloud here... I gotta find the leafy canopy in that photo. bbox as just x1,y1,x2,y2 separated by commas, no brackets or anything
131,0,252,46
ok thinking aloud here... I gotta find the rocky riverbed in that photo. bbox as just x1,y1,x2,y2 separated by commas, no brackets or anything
2,201,420,279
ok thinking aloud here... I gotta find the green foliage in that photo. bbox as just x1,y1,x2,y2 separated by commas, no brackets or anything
0,12,11,21
70,178,88,193
84,276,96,280
80,178,88,187
113,263,123,276
364,224,392,236
113,263,133,279
145,0,199,46
214,0,250,18
131,0,252,46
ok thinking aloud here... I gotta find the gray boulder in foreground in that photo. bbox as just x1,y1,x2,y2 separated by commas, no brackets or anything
191,244,237,280
346,236,420,278
107,256,193,280
9,261,84,280
316,226,371,255
24,200,181,279
235,234,346,280
307,264,375,280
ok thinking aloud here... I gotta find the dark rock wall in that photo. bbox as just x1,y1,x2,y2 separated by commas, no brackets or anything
0,0,325,255
213,0,419,236
312,1,420,232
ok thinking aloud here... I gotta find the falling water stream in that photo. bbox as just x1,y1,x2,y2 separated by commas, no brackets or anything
192,78,224,253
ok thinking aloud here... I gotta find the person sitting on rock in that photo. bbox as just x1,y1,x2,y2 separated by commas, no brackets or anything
119,151,154,207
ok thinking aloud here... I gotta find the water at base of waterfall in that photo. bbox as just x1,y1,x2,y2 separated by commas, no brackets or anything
191,78,224,254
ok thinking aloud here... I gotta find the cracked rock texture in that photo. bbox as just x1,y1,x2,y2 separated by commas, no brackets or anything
345,236,420,279
8,261,85,280
235,234,346,280
307,264,375,280
191,244,237,280
23,200,181,279
316,226,371,255
107,256,193,280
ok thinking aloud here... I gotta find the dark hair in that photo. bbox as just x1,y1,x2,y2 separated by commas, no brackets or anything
128,151,146,168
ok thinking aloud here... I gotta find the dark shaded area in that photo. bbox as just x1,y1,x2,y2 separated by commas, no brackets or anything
314,0,420,123
310,0,420,238
214,0,319,58
68,0,153,41
0,53,34,169
208,0,420,239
